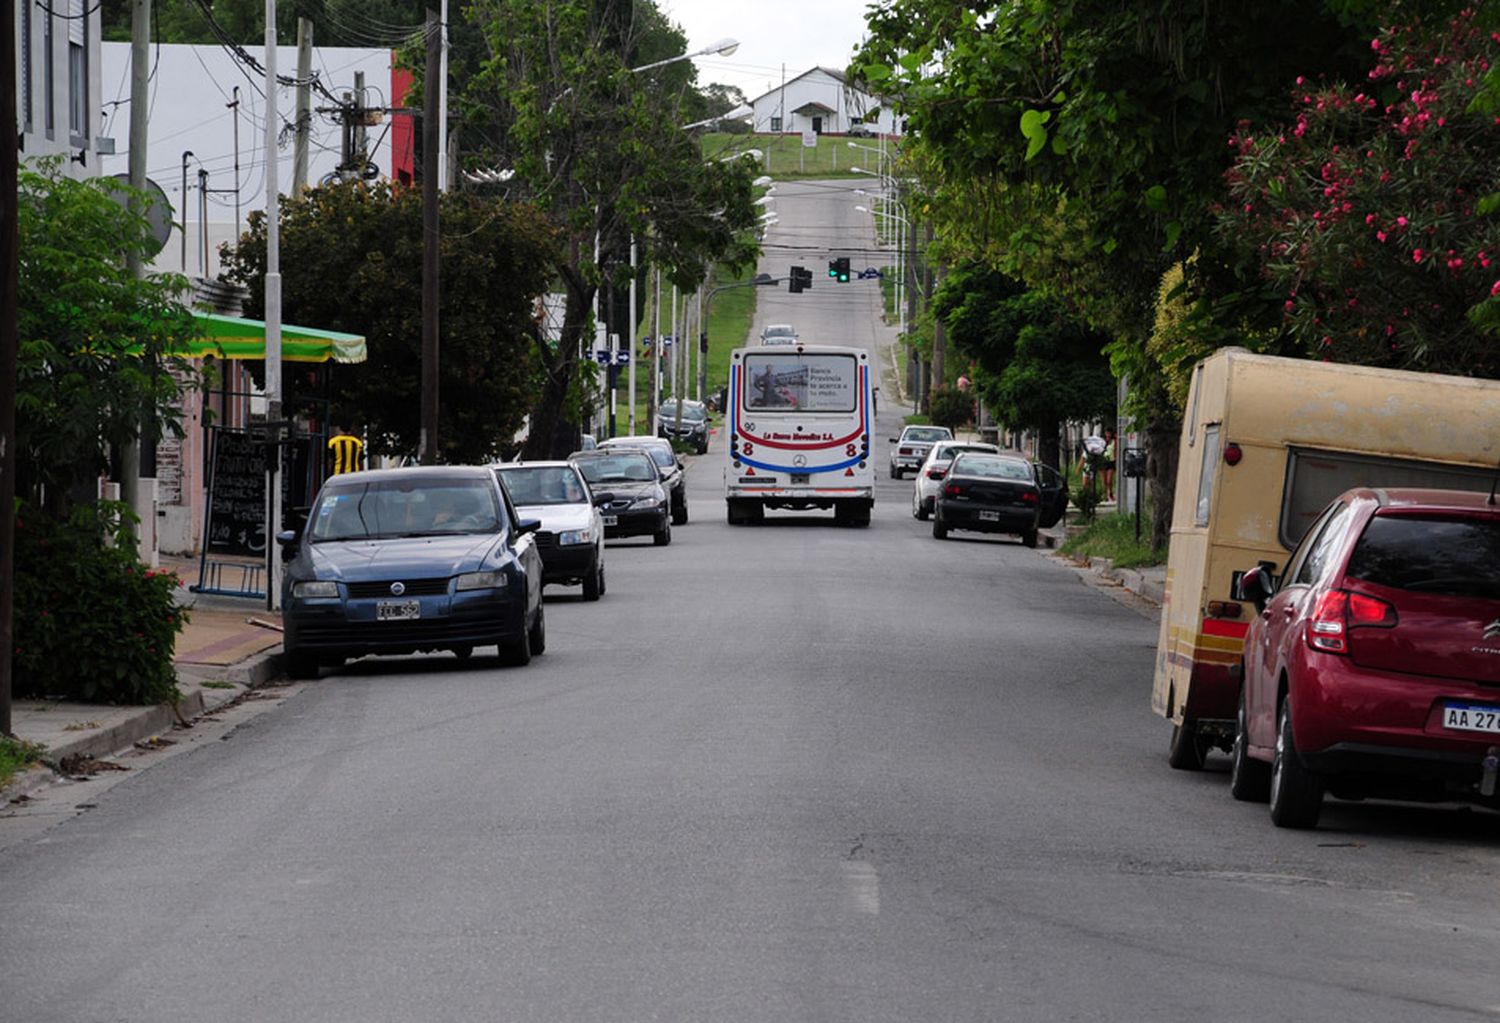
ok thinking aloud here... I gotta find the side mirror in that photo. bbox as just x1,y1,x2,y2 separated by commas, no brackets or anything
1237,565,1275,611
276,529,299,545
516,518,541,536
592,492,616,505
888,437,899,443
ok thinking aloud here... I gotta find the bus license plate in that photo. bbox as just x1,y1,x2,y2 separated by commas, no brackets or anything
1443,703,1500,735
603,515,618,526
377,600,421,621
791,473,810,484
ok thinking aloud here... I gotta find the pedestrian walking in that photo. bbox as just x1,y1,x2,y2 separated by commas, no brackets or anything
327,424,364,476
1103,428,1117,502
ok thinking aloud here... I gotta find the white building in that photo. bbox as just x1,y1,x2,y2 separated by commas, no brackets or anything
14,0,110,176
746,67,901,137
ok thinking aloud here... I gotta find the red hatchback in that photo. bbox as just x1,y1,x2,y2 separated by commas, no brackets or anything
1233,488,1500,828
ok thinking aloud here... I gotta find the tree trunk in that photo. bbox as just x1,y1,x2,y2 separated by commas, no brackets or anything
521,279,594,460
1146,411,1180,552
1036,415,1062,473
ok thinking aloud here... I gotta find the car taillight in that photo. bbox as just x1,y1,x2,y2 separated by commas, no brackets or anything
1021,491,1038,505
944,483,962,497
927,467,947,480
900,447,914,455
1306,589,1398,654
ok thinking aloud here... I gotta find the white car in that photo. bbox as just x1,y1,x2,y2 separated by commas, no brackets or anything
759,323,798,345
493,461,608,600
911,440,1001,519
887,424,954,479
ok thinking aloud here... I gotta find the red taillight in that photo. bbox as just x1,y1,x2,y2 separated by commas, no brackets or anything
943,483,961,497
927,467,947,480
1306,589,1398,654
900,447,914,455
1022,491,1038,505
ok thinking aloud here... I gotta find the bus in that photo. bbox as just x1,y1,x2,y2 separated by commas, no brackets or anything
723,344,875,526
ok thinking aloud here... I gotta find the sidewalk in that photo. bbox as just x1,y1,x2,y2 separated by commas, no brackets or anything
4,556,285,794
1039,513,1166,607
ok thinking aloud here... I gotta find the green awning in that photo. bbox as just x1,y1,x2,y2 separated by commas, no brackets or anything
188,313,367,364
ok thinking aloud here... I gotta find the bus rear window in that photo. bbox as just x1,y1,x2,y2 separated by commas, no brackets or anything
743,353,858,411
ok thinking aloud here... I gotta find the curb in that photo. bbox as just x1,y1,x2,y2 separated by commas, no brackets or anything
1035,529,1165,607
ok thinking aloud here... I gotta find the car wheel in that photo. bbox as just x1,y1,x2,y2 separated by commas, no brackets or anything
1269,696,1324,828
672,502,688,526
598,560,606,595
583,561,603,601
1229,684,1272,803
502,623,532,667
1021,528,1039,548
654,519,672,546
452,645,473,661
916,496,931,521
890,466,901,480
283,648,320,680
1167,716,1207,771
527,602,547,655
932,513,948,540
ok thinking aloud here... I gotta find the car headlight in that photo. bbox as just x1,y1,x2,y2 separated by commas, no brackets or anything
631,496,659,508
292,580,339,598
558,528,594,546
455,570,508,592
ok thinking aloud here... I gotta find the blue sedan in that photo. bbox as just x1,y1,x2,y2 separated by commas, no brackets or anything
278,466,545,676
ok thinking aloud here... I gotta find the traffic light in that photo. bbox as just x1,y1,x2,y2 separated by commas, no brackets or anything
835,256,851,283
789,266,812,293
827,259,839,279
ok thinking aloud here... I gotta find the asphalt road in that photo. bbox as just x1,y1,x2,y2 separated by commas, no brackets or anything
3,183,1500,1023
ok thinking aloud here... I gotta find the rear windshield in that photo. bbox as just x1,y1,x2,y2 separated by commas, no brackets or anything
1346,515,1500,598
951,455,1033,481
573,454,657,484
310,476,502,541
903,427,951,443
743,352,858,411
496,466,587,506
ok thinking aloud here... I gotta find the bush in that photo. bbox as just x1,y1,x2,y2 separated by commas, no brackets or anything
13,503,186,705
928,387,974,431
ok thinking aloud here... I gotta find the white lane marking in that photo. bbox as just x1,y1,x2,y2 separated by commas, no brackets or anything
844,860,880,915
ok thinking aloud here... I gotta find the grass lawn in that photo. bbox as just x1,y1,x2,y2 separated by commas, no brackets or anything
0,736,45,789
1059,510,1166,568
699,132,883,180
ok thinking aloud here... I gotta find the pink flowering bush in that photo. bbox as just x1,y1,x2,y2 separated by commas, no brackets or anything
1216,6,1500,376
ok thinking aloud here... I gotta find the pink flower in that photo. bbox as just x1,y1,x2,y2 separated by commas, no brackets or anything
1491,280,1500,297
1284,300,1295,312
1396,216,1408,227
1376,231,1388,242
1413,249,1426,263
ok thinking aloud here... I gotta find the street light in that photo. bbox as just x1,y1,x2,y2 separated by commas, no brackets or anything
855,204,910,339
630,37,740,74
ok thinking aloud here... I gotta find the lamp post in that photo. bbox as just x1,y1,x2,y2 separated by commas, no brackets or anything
179,150,195,273
855,203,909,339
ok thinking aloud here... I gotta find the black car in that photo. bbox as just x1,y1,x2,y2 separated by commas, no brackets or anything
931,452,1066,547
657,399,709,454
569,450,673,545
278,466,546,676
598,437,688,525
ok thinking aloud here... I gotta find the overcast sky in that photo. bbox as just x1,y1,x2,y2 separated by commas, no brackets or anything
661,0,878,101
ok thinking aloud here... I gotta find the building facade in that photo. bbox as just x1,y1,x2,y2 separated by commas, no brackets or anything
746,67,901,137
15,0,111,176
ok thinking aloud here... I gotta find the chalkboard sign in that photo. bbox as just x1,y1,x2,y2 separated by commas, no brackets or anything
206,429,267,556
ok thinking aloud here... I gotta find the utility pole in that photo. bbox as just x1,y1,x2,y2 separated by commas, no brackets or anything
121,0,151,536
420,8,441,463
228,86,242,243
2,0,19,735
696,287,706,403
292,18,312,193
627,237,637,435
353,71,367,175
264,0,284,612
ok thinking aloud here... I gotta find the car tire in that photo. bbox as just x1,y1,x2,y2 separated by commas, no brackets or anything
583,561,603,601
916,497,930,521
1021,528,1039,549
527,602,547,656
890,466,901,480
502,622,532,667
1229,685,1272,803
1270,696,1324,828
1167,716,1207,771
654,520,672,546
672,502,688,526
932,514,948,540
283,648,320,680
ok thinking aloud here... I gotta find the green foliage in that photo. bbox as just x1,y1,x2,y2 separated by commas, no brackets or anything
13,504,187,706
16,162,201,510
1218,7,1500,378
220,181,558,463
0,736,47,789
928,387,974,431
1059,511,1166,568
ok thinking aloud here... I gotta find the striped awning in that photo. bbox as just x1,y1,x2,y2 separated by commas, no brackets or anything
188,313,367,364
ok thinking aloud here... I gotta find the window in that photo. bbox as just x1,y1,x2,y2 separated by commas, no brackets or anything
1193,425,1220,526
743,353,858,411
21,0,31,130
44,6,54,133
68,0,87,139
770,116,783,132
1278,447,1494,549
1347,516,1500,599
1292,502,1350,586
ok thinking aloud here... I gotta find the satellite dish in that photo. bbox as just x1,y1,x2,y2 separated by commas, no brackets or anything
105,173,174,257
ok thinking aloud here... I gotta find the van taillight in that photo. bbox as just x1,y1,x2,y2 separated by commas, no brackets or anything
1306,589,1398,654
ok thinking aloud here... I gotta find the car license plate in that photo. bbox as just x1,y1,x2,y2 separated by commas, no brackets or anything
376,600,421,621
603,514,618,526
1442,703,1500,735
978,510,1000,522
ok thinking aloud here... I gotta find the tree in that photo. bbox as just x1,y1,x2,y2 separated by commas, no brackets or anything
1218,6,1500,379
933,261,1116,472
460,0,759,458
220,181,559,463
16,162,200,512
854,0,1384,546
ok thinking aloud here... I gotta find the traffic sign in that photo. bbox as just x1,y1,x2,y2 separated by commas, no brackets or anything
857,267,884,280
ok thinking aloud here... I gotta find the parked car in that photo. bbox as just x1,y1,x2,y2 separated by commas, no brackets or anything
1232,487,1500,829
912,440,1000,520
846,123,876,138
930,451,1053,547
657,398,710,454
888,425,954,479
598,436,688,524
759,323,798,345
494,461,607,601
278,466,546,676
569,449,672,545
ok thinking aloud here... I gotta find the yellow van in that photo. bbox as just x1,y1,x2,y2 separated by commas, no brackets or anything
1152,348,1500,769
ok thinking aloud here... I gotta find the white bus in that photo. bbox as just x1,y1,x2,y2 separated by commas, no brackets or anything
723,344,875,526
